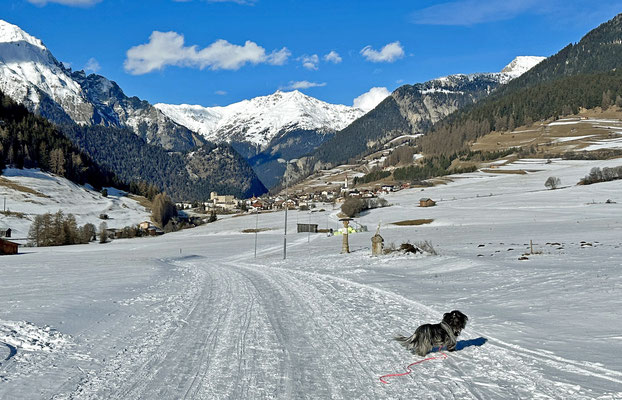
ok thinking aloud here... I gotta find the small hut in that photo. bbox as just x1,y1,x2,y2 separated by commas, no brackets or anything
297,223,318,233
0,228,11,238
0,238,19,255
419,198,436,207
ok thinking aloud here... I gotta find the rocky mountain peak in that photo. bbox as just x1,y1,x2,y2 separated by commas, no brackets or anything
501,56,546,77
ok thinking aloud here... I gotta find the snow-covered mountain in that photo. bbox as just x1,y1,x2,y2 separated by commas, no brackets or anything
0,20,93,125
155,90,365,188
0,19,201,151
287,56,547,183
391,56,544,130
501,56,546,77
155,90,365,151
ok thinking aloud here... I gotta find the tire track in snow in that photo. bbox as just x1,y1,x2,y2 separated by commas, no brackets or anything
230,261,618,399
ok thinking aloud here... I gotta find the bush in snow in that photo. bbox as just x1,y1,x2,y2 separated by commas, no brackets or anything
341,197,389,218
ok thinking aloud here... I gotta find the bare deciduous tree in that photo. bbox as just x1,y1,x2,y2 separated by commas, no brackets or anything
545,176,561,190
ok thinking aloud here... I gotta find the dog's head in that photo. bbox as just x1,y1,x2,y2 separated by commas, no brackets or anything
442,310,468,335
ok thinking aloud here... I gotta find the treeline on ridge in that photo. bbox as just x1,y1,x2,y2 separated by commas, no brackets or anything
0,89,122,190
421,70,622,156
61,123,266,201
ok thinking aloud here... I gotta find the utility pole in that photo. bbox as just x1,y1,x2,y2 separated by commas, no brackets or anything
254,207,259,258
283,165,288,260
278,158,298,260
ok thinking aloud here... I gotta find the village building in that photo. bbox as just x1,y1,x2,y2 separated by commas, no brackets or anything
0,238,19,255
210,192,238,211
297,223,318,233
419,198,436,207
0,228,11,238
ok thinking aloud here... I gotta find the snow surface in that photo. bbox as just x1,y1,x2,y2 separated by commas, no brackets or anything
1,158,621,399
0,168,150,239
155,90,365,148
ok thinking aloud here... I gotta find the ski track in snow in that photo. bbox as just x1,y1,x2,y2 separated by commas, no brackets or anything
1,158,622,399
12,239,616,399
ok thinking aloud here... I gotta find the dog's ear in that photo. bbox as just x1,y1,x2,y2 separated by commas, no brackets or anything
443,312,450,322
452,310,466,319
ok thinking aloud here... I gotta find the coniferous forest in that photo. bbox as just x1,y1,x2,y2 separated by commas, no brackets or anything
0,89,122,190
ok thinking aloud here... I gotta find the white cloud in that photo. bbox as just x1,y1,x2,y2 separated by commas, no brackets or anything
299,54,319,70
353,87,391,112
267,47,291,66
27,0,101,6
84,57,101,73
323,51,342,64
215,90,227,95
124,31,290,75
360,41,404,63
281,81,326,90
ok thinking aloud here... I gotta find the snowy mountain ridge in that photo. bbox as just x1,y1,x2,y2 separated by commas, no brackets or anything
501,55,546,77
0,19,94,125
155,90,365,149
0,19,201,151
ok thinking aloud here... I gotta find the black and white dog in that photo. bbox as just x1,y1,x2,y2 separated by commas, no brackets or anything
394,310,468,357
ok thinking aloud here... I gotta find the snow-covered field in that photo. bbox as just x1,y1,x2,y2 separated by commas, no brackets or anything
0,168,150,239
1,158,621,399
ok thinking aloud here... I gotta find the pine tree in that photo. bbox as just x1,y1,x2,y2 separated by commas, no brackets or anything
49,148,66,176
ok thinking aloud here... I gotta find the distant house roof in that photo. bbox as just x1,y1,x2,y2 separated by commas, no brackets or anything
420,198,431,201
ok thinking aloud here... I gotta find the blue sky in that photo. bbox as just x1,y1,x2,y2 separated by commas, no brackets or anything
3,0,622,107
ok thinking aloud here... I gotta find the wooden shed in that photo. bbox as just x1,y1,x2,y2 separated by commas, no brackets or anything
297,223,318,233
0,228,11,238
419,198,436,207
0,238,19,255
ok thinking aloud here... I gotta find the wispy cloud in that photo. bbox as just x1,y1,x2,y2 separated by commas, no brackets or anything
214,90,227,95
124,31,289,75
174,0,257,3
207,0,256,4
280,81,326,90
323,51,342,64
84,57,101,73
27,0,101,6
353,87,390,112
298,54,319,70
360,41,404,63
412,0,546,26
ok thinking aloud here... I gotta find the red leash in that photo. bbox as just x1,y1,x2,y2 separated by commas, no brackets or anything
379,349,448,384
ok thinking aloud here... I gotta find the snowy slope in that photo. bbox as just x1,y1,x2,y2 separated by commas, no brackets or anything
0,168,150,239
1,157,621,399
155,90,365,149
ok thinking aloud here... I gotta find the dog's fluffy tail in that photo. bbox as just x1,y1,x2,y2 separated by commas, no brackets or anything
393,332,417,350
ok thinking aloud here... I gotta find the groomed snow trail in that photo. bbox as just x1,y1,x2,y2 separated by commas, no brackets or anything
3,158,622,399
41,240,617,399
